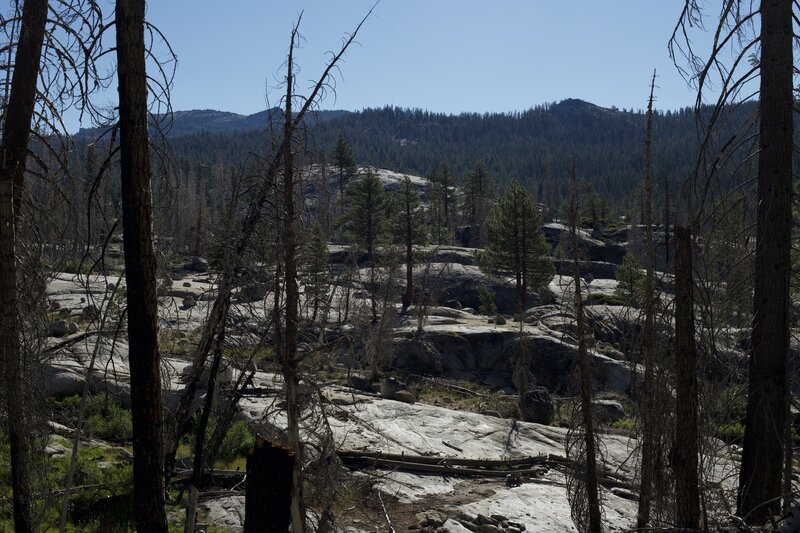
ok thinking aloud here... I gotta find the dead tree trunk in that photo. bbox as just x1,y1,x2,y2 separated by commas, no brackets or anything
184,327,225,533
673,225,700,529
738,0,793,523
403,190,413,312
0,1,48,530
282,24,306,531
163,11,374,478
637,70,658,529
568,163,602,533
115,0,167,528
243,436,294,532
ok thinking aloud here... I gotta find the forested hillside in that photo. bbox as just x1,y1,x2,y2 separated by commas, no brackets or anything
126,98,757,215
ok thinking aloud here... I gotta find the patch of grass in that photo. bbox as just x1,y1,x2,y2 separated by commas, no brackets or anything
407,376,519,418
184,414,254,466
610,416,637,432
50,394,132,442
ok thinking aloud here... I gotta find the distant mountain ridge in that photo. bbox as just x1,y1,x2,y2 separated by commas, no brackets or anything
75,107,352,138
73,98,757,208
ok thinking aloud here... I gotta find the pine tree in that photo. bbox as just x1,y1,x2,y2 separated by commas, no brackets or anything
479,180,553,314
615,252,645,307
429,160,453,244
331,133,357,212
345,171,388,320
390,176,428,311
462,161,494,247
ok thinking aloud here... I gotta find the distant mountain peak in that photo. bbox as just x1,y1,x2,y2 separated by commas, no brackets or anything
551,98,606,112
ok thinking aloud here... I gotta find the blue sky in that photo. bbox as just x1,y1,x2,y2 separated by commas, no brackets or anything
99,1,718,121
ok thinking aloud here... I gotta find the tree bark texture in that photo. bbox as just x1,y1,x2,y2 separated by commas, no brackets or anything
0,0,48,530
738,0,793,524
571,193,602,533
673,225,700,529
282,36,306,532
115,0,168,528
637,71,658,529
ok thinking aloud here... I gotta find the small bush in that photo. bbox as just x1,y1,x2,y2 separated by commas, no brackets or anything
85,397,133,442
186,414,254,463
478,283,497,315
50,394,132,442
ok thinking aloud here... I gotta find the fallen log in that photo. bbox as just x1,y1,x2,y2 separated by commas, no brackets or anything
337,450,569,468
337,450,637,491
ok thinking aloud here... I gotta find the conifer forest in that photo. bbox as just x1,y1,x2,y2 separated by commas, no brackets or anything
1,1,800,531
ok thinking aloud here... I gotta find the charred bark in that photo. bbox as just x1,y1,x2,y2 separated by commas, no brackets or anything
115,0,167,527
738,0,793,523
673,225,700,529
0,0,48,530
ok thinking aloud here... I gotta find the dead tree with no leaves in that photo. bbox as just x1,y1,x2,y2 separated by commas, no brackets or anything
565,162,602,533
115,0,168,527
0,1,48,529
671,1,794,524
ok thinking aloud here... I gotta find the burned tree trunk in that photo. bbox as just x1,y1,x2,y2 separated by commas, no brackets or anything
637,70,658,529
281,24,306,532
566,164,602,533
738,0,793,523
0,1,48,530
244,436,295,532
673,225,700,529
115,0,167,528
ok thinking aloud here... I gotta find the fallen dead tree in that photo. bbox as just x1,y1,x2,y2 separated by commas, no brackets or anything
336,450,635,492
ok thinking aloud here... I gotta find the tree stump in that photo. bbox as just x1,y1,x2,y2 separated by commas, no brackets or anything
244,435,295,533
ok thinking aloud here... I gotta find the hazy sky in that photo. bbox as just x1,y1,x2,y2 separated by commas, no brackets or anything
99,1,718,120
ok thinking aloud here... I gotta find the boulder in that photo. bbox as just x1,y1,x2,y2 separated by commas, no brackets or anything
106,282,116,292
553,258,618,280
240,283,268,302
543,223,626,265
415,263,550,315
444,299,463,310
43,367,85,397
494,315,506,325
417,510,447,528
393,390,416,404
519,386,554,424
186,256,209,273
593,399,626,424
182,296,197,309
424,246,476,266
50,319,70,337
393,337,444,375
68,322,79,334
347,373,377,393
380,376,404,399
81,305,100,321
179,360,233,388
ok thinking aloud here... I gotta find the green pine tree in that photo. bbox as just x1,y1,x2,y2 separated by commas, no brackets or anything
390,176,428,310
344,171,388,320
479,180,553,313
462,161,495,247
331,133,358,209
615,252,645,307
